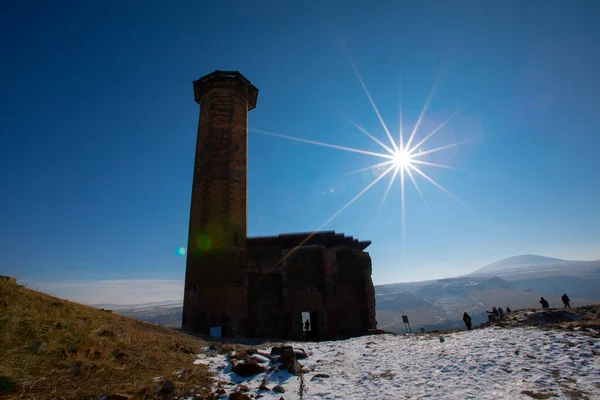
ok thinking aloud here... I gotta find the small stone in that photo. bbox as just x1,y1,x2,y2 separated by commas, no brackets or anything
273,385,285,393
97,329,115,337
255,395,264,399
105,395,133,400
239,384,250,392
258,378,270,391
179,346,195,354
158,379,174,395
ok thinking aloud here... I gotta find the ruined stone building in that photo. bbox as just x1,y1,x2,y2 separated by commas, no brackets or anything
182,70,377,340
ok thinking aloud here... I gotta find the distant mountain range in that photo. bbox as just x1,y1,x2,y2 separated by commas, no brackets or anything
99,254,600,334
376,254,600,332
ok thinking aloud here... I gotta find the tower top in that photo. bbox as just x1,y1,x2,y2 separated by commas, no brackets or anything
193,70,259,110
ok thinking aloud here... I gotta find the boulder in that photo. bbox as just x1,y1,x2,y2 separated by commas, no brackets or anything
270,346,293,356
232,359,266,377
229,392,251,400
277,348,296,364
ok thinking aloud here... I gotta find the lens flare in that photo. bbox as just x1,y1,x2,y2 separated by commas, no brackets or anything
250,57,474,260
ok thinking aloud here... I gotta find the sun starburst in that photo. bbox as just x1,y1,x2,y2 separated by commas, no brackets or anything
250,56,473,262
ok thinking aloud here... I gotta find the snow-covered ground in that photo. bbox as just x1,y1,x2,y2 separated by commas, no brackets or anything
196,327,600,399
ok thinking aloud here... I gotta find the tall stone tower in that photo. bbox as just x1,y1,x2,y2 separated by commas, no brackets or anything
182,71,258,336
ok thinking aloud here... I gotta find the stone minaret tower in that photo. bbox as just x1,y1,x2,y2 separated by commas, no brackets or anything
182,71,258,336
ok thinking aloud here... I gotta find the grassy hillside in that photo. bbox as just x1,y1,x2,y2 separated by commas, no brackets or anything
0,277,211,399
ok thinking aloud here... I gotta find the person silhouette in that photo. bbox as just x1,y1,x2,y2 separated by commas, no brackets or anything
540,297,550,309
463,312,472,330
304,319,310,334
561,293,571,308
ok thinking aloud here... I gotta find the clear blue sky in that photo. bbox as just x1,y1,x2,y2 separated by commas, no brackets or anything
1,1,599,302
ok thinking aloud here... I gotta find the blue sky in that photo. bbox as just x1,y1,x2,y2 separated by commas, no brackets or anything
1,1,599,303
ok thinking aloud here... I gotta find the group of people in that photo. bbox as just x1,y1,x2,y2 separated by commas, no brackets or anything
540,293,571,309
461,292,572,331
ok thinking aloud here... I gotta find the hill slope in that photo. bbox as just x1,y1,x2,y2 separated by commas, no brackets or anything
470,254,569,274
0,277,211,399
468,255,600,300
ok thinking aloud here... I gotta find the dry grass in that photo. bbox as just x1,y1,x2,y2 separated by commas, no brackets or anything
0,278,212,399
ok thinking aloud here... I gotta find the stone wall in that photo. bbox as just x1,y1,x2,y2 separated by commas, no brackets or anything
244,244,376,341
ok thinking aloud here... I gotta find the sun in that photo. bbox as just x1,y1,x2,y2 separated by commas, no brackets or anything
392,149,412,169
249,55,473,258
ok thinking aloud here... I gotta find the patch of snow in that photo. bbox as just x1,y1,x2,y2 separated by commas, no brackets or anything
200,327,600,399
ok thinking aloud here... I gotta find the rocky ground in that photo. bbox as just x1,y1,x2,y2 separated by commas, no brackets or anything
180,306,600,400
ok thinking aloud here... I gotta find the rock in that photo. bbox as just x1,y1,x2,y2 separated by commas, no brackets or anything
239,384,250,392
278,348,296,364
252,354,271,364
157,379,174,395
256,351,274,361
294,349,308,360
270,346,293,356
255,395,264,399
285,358,302,375
273,385,285,393
232,359,266,377
179,346,195,354
112,349,126,359
311,373,330,381
258,378,270,391
368,328,387,335
229,392,251,400
97,330,115,337
105,394,133,400
32,341,47,353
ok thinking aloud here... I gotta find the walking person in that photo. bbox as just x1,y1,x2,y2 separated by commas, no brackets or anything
561,293,571,309
463,312,473,331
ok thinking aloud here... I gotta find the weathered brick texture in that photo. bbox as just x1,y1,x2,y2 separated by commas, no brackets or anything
182,71,258,335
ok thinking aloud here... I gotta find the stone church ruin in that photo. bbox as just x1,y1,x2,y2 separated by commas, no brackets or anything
182,70,377,340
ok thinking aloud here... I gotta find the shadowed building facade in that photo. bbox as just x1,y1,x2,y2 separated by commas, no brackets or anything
182,70,377,340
